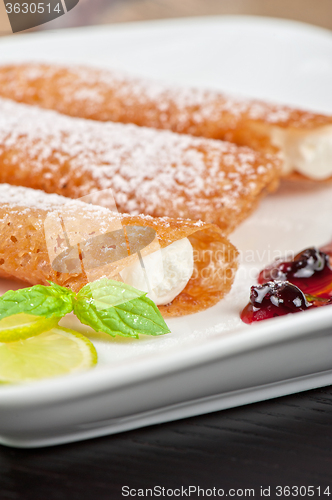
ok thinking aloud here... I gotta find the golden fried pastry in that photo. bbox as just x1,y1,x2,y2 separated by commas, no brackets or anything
0,63,330,180
0,97,280,235
0,184,238,317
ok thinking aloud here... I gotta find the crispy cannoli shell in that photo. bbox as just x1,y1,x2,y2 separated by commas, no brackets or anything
284,171,332,183
0,97,280,235
0,63,330,133
0,185,238,317
0,63,330,180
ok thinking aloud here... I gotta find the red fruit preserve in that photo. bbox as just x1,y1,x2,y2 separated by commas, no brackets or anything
241,245,332,324
241,281,311,324
258,247,332,297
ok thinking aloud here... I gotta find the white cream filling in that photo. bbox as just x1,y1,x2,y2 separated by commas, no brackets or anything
270,125,332,180
120,238,194,305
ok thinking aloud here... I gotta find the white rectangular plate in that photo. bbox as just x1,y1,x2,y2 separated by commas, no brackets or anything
0,16,332,448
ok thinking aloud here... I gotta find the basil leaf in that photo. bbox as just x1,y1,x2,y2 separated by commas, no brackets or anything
74,279,170,338
0,282,75,321
76,278,147,309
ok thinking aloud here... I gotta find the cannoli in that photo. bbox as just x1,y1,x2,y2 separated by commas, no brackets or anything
0,184,238,317
0,63,330,181
0,97,280,235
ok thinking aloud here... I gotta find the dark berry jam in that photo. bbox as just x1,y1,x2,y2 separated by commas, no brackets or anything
241,244,332,324
258,247,332,297
241,281,311,324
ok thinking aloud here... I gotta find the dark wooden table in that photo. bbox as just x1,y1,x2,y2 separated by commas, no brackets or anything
0,386,331,499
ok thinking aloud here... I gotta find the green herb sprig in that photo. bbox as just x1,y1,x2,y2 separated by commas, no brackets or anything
0,280,170,339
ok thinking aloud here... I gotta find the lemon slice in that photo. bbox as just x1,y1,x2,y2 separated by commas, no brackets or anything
0,313,59,342
0,327,98,383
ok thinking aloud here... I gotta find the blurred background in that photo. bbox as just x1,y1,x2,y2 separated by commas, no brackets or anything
1,0,332,33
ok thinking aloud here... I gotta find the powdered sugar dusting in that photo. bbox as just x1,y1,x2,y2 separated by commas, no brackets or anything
0,183,68,210
0,96,279,230
83,67,331,127
0,183,114,228
0,184,210,236
17,63,331,127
